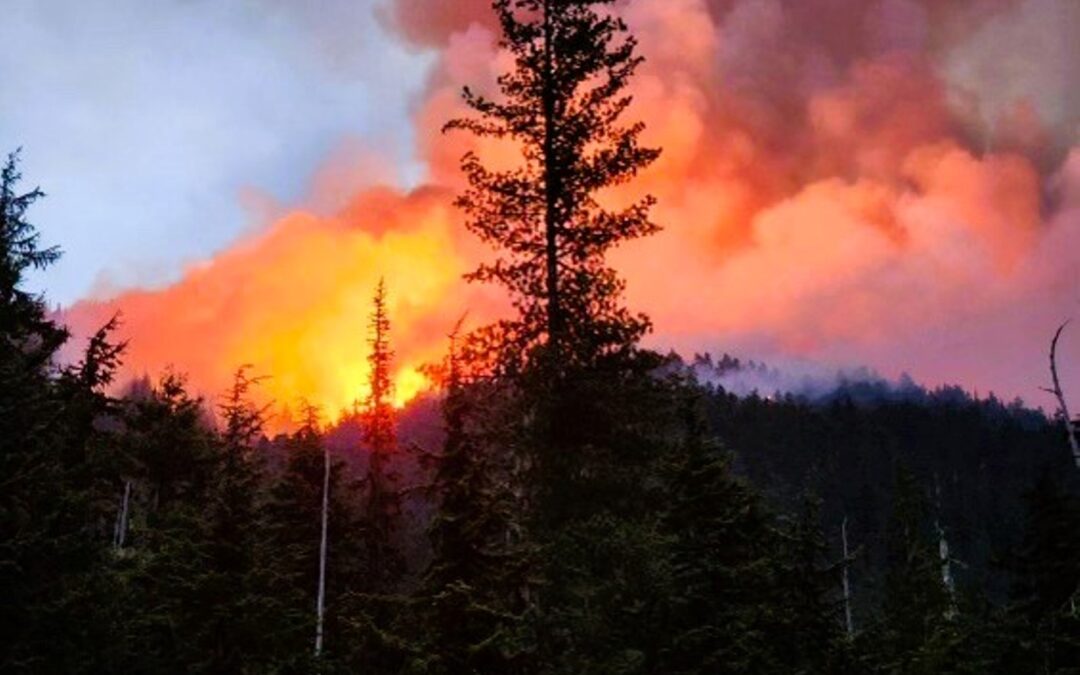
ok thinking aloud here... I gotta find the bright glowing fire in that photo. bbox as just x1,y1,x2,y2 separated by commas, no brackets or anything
62,186,500,427
60,0,1080,426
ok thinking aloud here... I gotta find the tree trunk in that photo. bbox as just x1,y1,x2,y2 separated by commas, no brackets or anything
315,445,330,658
841,516,854,637
937,520,956,618
113,480,131,550
541,0,562,356
1046,321,1080,468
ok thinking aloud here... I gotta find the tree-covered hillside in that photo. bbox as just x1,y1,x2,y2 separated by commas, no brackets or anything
3,0,1079,672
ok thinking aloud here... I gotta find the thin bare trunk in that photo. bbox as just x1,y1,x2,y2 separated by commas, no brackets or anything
112,493,122,548
937,520,956,617
841,516,854,637
933,477,956,616
1044,321,1080,468
315,446,330,658
541,0,562,355
113,480,131,550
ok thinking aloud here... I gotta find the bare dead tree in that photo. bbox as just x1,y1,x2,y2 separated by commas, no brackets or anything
112,480,132,551
1042,320,1080,469
841,516,854,637
933,477,956,616
936,519,957,618
315,440,330,659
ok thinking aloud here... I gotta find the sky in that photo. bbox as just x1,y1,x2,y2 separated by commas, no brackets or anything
4,0,1080,420
1,0,430,303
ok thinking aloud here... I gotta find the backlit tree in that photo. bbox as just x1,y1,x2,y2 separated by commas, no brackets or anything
447,0,661,377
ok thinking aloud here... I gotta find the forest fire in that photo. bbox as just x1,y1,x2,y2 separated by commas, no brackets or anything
61,186,499,425
61,0,1080,423
5,1,1080,671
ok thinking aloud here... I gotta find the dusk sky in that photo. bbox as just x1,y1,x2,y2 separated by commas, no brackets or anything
4,0,1079,416
2,0,430,302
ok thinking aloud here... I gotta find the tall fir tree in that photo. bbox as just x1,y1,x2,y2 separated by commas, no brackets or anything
0,150,62,350
446,6,689,671
261,404,365,672
998,473,1080,674
106,373,221,672
202,367,271,672
447,0,670,538
0,150,88,671
410,322,534,673
865,467,956,674
447,0,661,377
361,278,403,591
658,396,785,675
772,496,856,673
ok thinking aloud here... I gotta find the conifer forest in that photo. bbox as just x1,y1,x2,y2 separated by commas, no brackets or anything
2,1,1079,673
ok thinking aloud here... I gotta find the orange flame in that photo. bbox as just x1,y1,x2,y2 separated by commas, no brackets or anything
63,186,502,428
61,0,1080,422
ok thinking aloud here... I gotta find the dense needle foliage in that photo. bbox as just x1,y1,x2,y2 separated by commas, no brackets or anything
2,2,1079,672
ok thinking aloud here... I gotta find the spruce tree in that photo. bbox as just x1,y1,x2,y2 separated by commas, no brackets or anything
659,398,785,674
361,278,403,591
447,0,668,539
772,497,855,672
446,7,691,671
48,318,133,674
411,323,534,673
0,150,62,347
202,367,270,671
0,150,84,670
332,280,412,673
0,151,139,673
261,404,364,672
999,474,1080,673
104,373,221,671
262,405,328,670
867,467,955,673
365,278,396,456
446,0,661,376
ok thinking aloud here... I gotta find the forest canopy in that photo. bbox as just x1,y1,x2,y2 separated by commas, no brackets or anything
2,1,1079,674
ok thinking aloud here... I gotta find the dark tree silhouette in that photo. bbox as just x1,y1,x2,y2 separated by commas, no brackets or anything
871,467,954,671
413,321,533,672
203,367,270,670
361,278,403,591
2,1,1079,667
1,150,60,323
447,0,661,376
0,150,75,668
365,278,396,456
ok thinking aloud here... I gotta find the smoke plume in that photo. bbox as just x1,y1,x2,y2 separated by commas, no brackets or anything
63,0,1080,423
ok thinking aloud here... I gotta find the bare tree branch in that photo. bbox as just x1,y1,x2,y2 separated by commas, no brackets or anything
841,516,854,637
1047,320,1080,469
315,441,330,658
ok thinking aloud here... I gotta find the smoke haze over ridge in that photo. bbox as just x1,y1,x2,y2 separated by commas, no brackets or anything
52,0,1080,419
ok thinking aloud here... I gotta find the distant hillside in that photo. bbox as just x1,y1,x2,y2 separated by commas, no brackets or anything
348,352,1076,626
694,368,1070,624
677,351,1038,410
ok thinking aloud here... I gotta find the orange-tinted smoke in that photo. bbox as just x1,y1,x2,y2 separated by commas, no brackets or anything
63,0,1080,422
403,0,1079,399
63,184,504,427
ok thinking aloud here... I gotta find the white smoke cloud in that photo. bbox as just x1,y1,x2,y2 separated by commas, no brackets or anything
0,0,431,304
